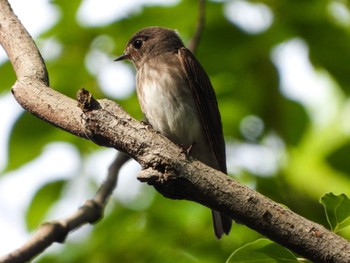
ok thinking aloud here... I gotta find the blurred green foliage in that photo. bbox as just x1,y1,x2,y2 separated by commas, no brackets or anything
1,0,350,262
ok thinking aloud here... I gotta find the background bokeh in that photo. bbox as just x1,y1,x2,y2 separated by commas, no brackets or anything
1,0,350,262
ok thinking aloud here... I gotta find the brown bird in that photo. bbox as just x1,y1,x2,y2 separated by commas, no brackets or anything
116,26,232,239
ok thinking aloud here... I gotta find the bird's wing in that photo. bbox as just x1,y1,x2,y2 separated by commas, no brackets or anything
178,47,227,174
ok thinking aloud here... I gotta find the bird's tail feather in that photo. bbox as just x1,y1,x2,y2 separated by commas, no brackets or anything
212,210,232,239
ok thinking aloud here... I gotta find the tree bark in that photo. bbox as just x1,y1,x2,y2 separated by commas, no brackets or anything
0,0,349,262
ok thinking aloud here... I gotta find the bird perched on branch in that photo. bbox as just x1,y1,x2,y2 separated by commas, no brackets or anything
116,26,232,239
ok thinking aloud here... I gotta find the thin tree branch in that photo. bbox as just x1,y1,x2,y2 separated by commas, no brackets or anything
95,152,131,204
1,0,350,262
188,0,206,53
0,152,129,263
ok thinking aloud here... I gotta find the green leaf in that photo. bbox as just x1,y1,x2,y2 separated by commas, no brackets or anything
25,180,66,231
320,193,350,232
226,238,300,263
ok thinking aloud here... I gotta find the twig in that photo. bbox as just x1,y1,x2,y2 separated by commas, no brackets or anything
188,0,206,53
95,152,130,204
0,152,129,263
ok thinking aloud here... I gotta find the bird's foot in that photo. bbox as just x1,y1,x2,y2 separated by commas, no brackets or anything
181,142,195,156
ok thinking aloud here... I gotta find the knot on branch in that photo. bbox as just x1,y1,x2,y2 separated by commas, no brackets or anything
77,89,114,147
77,88,100,112
40,221,69,244
76,88,134,151
79,199,104,224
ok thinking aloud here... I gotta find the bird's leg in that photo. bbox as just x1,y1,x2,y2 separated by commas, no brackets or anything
140,117,150,126
140,118,156,132
182,142,195,156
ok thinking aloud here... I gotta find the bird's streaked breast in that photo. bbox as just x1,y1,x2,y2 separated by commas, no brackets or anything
136,60,202,148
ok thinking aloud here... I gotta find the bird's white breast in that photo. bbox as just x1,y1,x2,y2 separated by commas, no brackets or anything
136,63,202,148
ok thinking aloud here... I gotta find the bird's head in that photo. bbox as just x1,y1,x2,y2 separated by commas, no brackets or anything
115,27,184,69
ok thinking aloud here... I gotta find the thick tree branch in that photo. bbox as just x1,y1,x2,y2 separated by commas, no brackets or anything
1,0,350,262
80,94,350,263
0,0,86,138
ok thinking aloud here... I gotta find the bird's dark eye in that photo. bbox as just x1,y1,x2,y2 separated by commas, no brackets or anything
133,39,143,49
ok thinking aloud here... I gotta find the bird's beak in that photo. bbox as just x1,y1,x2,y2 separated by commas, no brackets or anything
114,52,130,61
